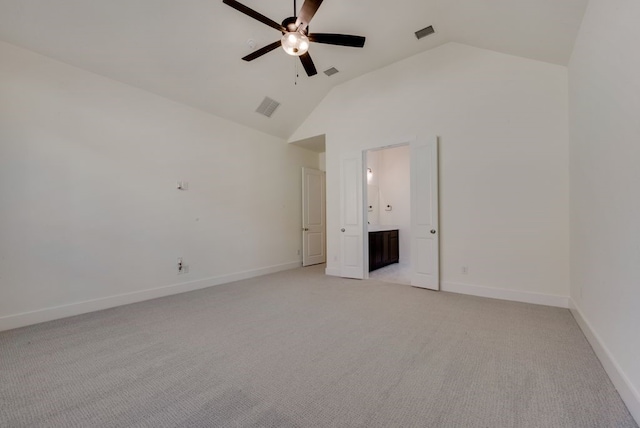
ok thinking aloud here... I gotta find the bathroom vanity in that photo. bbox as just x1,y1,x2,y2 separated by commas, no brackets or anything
368,226,399,272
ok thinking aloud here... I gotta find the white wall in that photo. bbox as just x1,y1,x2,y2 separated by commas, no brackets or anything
291,42,570,306
366,150,380,226
376,146,411,264
318,152,326,172
0,41,318,331
568,0,640,420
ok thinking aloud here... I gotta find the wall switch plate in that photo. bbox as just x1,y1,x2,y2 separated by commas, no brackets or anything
177,181,189,190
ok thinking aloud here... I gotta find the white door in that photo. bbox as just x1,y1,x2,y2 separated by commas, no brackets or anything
302,167,326,266
410,137,439,290
340,151,365,279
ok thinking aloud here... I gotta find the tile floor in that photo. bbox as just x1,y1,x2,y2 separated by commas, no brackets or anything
368,262,411,285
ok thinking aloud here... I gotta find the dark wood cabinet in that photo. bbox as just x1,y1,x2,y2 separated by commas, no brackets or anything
369,229,399,272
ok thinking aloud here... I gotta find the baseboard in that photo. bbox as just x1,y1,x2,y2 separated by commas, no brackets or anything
569,299,640,423
325,267,341,277
441,281,569,308
0,261,301,332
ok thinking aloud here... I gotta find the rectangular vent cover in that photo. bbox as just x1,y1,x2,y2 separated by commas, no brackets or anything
324,67,339,77
256,97,280,118
415,25,435,40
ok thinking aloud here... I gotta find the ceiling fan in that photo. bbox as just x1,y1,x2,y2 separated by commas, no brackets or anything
222,0,366,77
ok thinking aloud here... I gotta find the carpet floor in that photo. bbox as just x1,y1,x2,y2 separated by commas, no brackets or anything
1,265,637,427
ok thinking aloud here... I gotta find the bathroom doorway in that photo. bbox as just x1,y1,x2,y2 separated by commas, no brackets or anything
339,136,439,289
366,144,412,285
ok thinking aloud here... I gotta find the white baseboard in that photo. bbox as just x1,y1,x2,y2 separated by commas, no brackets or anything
325,267,341,277
569,299,640,423
442,281,569,308
0,261,301,332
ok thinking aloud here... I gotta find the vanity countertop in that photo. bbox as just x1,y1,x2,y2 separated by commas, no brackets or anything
368,225,399,232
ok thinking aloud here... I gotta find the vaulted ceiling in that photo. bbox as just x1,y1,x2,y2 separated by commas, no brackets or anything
0,0,588,139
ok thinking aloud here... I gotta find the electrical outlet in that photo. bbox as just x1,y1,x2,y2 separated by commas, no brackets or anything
461,266,468,275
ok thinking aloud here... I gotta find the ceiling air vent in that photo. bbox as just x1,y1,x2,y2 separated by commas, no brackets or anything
324,67,339,77
415,25,435,40
255,97,280,118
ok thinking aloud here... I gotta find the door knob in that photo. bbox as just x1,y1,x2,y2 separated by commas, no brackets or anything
431,230,436,234
341,228,346,232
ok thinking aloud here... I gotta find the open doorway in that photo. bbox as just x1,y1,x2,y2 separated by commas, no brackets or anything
339,136,439,290
366,145,411,285
289,135,327,267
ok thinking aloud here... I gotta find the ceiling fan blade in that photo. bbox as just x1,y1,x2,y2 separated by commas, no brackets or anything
242,40,282,61
309,33,366,48
299,52,318,76
295,0,323,31
223,0,285,32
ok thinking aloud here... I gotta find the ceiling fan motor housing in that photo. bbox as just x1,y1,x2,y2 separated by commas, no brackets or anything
282,16,305,34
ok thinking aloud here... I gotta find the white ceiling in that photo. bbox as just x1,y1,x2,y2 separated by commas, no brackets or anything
0,0,587,139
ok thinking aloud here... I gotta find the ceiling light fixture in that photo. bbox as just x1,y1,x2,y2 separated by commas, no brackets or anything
281,31,310,56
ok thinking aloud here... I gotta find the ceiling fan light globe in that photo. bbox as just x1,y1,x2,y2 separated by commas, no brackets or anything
281,32,310,56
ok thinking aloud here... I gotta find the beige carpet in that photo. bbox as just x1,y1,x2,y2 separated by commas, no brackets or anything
1,265,637,427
